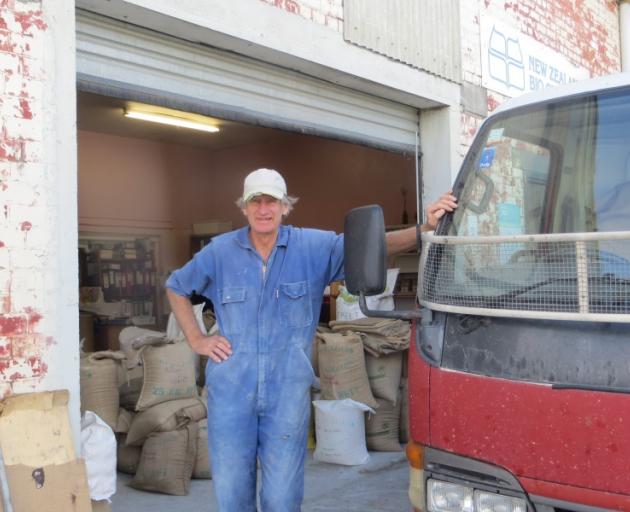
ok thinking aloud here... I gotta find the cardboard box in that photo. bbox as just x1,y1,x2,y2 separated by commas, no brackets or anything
0,390,76,466
0,390,92,512
1,460,92,512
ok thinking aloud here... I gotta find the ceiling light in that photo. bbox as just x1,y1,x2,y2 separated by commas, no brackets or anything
124,110,220,133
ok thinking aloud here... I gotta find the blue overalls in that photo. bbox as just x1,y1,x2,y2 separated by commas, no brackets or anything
166,225,344,511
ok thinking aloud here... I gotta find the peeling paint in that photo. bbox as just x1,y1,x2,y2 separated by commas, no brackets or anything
0,315,26,336
19,97,32,120
8,371,24,381
13,10,47,33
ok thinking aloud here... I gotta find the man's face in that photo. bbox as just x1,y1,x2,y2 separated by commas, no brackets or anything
243,194,288,236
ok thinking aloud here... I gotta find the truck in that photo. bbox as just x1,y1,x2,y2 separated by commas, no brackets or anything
344,72,630,512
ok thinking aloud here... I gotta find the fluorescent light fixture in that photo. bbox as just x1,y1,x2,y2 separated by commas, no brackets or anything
124,110,220,133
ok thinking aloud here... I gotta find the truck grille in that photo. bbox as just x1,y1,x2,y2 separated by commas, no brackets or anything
419,231,630,323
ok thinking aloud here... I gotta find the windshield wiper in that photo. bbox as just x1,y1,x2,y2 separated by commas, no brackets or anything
469,273,630,304
552,383,630,394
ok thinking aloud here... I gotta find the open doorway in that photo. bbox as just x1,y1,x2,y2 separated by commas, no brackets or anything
77,90,417,348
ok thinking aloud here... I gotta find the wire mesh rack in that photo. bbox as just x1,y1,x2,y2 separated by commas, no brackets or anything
419,231,630,322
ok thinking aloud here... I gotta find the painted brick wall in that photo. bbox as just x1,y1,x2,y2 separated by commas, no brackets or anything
0,0,50,398
460,0,622,158
259,0,343,32
0,0,78,444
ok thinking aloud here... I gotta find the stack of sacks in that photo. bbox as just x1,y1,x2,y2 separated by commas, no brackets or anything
311,331,377,465
80,351,127,431
316,331,378,409
118,327,168,409
324,317,412,452
110,324,212,495
329,318,410,356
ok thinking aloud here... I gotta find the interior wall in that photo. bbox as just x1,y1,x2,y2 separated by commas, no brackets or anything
78,129,415,271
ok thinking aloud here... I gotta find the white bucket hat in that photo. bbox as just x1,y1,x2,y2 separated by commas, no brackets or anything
242,168,287,202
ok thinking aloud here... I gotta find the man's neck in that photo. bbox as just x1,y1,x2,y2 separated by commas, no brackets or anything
249,228,279,262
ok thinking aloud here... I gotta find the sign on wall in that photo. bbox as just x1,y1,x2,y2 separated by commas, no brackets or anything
480,16,589,98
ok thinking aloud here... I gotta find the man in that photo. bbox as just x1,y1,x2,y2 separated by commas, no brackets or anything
166,168,457,512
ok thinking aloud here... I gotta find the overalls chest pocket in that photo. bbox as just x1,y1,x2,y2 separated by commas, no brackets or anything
219,287,247,336
279,281,313,329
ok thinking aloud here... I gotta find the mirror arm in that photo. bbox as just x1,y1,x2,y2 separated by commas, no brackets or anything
358,293,424,321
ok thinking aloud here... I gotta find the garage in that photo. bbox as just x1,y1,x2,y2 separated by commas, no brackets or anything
75,10,420,510
76,10,423,335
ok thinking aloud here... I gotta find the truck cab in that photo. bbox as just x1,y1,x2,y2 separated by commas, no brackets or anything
345,72,630,512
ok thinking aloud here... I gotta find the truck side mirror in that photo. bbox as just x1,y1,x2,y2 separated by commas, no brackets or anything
343,205,423,320
343,205,387,296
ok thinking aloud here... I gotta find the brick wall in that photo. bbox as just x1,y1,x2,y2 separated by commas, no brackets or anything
0,0,50,398
460,0,622,158
259,0,343,32
0,0,77,420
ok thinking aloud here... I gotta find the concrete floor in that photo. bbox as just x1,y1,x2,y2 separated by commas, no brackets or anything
111,450,411,511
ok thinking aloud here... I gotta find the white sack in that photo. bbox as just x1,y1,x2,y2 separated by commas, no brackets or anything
336,269,400,321
166,303,205,380
167,303,206,341
313,399,374,466
81,411,117,501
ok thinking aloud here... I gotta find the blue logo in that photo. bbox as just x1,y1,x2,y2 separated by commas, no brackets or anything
488,26,525,91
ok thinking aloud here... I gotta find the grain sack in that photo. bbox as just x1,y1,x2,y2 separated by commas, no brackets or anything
131,423,198,496
399,377,409,444
365,398,402,452
365,352,403,404
117,434,141,475
329,318,410,357
311,336,319,377
197,355,209,388
312,324,331,377
115,408,133,434
126,397,207,446
80,351,126,430
167,303,206,341
313,399,374,465
136,340,198,411
317,332,378,409
119,361,144,410
118,327,168,409
193,419,211,479
335,269,399,321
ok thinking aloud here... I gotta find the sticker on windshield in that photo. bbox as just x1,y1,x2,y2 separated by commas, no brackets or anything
486,128,504,143
479,147,496,169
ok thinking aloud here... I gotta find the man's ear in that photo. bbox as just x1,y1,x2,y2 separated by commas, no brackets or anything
282,204,290,217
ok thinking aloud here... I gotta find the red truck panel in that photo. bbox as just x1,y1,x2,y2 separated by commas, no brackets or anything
428,368,630,502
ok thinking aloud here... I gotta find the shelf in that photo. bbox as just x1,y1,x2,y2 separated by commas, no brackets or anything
82,237,158,320
394,292,418,298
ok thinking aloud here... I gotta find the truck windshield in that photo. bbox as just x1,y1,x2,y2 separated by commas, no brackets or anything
449,86,630,238
427,86,630,313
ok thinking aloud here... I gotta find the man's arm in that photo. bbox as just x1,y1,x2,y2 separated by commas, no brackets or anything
166,288,232,362
385,191,458,256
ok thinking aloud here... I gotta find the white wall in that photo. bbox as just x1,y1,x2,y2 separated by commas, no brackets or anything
0,0,79,446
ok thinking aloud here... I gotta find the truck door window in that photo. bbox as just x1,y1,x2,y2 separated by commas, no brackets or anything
432,87,630,303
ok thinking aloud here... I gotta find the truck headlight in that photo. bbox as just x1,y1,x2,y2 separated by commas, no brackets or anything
427,479,474,512
474,491,527,512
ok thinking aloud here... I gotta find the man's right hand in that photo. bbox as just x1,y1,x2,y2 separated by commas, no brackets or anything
189,334,233,362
